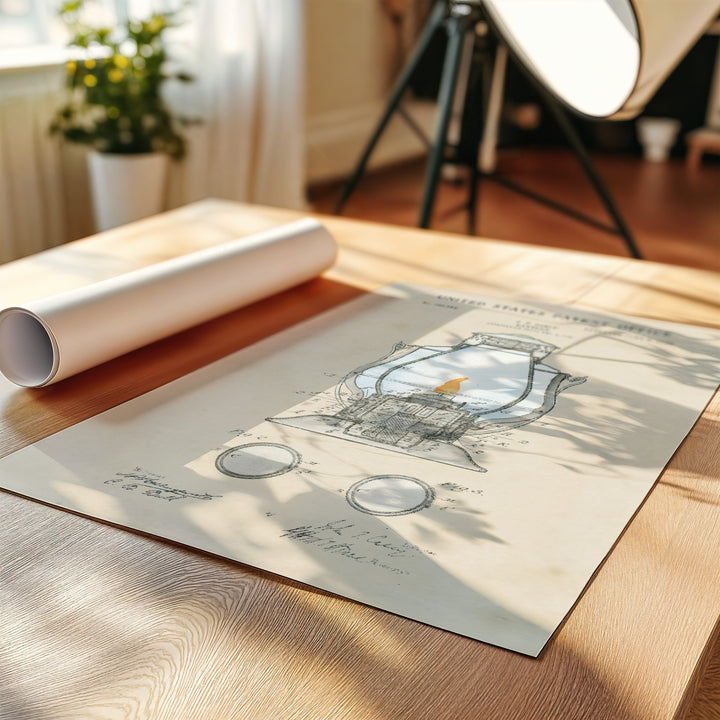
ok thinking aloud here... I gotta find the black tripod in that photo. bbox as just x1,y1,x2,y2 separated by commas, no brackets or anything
334,0,642,260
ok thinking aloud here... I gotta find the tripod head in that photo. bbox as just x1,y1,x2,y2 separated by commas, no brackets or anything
447,0,484,19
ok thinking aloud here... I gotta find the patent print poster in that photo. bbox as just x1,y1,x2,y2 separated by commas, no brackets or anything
2,286,719,656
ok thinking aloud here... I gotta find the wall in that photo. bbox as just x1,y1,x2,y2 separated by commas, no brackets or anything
304,0,435,184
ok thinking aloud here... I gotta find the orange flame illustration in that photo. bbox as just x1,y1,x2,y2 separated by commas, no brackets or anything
434,377,469,395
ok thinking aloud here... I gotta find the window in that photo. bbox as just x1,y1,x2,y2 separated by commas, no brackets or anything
0,1,172,69
0,0,68,51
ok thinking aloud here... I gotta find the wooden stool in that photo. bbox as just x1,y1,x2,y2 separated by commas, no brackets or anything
686,127,720,170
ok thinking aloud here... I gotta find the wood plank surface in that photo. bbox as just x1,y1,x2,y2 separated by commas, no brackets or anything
0,199,718,720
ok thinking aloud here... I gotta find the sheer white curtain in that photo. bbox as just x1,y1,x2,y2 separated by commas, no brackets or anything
0,66,68,264
168,0,306,210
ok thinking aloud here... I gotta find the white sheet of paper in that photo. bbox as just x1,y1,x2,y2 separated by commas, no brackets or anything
0,218,336,386
1,285,718,656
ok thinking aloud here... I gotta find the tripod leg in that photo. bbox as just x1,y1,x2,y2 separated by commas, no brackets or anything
464,34,499,235
418,10,473,228
335,0,447,214
539,88,643,259
467,148,480,235
440,27,476,183
478,43,507,174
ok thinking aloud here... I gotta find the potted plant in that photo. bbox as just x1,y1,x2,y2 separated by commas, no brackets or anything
50,0,193,231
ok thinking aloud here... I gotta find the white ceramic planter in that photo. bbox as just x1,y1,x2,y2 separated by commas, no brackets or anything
87,151,169,231
636,117,681,162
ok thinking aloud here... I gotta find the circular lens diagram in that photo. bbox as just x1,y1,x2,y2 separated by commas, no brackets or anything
216,443,301,479
346,475,434,516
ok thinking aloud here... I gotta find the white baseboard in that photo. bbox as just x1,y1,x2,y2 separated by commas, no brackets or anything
305,98,437,185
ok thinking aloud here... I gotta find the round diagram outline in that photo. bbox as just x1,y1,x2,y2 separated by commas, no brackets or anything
215,442,301,479
346,475,435,516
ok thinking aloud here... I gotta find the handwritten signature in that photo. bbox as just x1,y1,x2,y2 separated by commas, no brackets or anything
105,468,221,502
280,520,431,575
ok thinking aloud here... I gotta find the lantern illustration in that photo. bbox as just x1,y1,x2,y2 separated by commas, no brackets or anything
271,333,585,471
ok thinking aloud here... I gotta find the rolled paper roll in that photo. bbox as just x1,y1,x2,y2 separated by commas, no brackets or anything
0,218,337,387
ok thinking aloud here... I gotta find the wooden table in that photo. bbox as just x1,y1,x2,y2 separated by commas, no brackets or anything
1,199,719,720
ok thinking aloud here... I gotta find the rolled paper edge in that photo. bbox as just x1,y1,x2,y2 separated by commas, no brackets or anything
0,307,60,387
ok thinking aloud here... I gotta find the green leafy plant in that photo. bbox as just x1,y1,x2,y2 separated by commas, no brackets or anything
50,1,193,158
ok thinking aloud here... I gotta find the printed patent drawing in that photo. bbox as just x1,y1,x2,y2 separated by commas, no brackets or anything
271,333,586,471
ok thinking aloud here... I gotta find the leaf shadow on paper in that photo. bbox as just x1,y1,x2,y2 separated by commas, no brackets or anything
2,285,719,662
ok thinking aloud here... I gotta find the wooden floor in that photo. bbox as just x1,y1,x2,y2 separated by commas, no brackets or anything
310,148,720,272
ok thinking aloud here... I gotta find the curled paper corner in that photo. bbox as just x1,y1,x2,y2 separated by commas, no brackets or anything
0,218,337,388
